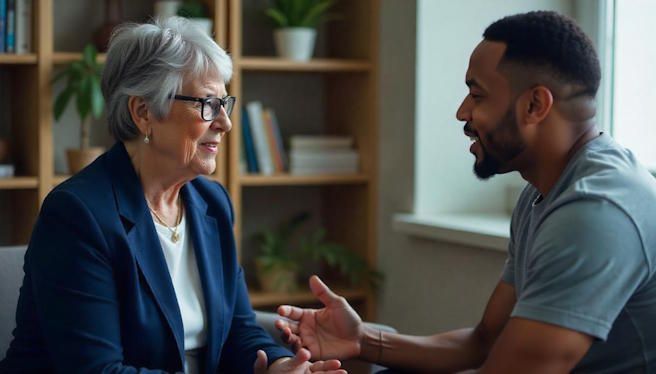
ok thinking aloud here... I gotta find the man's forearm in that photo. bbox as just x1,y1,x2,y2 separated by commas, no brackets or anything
358,325,489,372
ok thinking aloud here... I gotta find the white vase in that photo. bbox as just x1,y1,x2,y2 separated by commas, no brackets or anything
188,18,213,37
274,27,317,61
153,1,182,19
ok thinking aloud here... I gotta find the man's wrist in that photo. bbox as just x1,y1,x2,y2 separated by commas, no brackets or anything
359,325,383,363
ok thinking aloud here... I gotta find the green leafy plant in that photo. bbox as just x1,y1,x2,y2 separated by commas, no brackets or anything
177,0,209,18
265,0,337,28
254,212,382,291
52,44,104,150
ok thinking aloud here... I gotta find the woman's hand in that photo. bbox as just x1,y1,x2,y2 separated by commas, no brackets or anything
253,348,345,374
275,276,364,361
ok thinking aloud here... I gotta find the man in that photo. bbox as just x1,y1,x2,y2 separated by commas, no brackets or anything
274,11,656,373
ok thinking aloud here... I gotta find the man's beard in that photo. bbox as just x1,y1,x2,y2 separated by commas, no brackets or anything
474,107,525,180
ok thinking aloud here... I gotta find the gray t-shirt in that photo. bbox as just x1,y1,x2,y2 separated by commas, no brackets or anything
503,133,656,373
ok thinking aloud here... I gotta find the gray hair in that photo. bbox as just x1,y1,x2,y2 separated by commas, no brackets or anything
102,16,233,141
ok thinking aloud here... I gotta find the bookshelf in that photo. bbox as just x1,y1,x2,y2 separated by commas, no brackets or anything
0,0,378,321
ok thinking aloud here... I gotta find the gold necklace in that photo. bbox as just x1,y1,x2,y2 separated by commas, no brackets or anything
148,196,183,243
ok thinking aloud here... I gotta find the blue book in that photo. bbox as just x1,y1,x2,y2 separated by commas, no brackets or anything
5,0,14,53
241,107,259,173
0,0,6,52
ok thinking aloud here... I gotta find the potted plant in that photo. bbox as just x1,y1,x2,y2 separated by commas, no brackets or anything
52,44,105,175
254,213,309,293
254,212,382,293
177,0,213,37
265,0,337,61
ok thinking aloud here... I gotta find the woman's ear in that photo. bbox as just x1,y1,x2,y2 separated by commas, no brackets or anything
127,96,151,135
518,85,554,126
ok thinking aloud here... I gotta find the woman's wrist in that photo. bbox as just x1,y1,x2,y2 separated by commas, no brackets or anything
358,325,384,363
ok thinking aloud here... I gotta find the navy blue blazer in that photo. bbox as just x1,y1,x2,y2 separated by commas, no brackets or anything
0,142,291,373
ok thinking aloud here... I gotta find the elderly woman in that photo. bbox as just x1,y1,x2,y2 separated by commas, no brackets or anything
0,18,343,374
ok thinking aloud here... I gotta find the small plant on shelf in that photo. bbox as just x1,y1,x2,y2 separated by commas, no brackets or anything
265,0,338,61
52,44,105,174
254,212,382,293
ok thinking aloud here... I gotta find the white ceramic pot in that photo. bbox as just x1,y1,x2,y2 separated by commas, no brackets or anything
188,18,213,37
274,27,317,61
154,1,182,19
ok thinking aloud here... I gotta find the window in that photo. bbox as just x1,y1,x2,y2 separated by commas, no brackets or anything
604,0,656,170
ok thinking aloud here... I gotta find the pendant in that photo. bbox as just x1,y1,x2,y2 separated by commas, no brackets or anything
171,231,180,243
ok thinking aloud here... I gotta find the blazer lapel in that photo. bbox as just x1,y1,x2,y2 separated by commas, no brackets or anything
182,184,225,374
106,142,185,367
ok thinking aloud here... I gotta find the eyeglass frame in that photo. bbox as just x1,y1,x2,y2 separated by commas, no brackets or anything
170,94,236,121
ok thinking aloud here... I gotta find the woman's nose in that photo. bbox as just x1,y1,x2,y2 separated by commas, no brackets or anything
211,107,232,133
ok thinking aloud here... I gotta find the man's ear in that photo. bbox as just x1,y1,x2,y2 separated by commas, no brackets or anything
128,96,151,135
517,85,554,126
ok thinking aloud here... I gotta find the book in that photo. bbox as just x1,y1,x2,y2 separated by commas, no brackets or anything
15,0,31,54
289,149,360,175
290,135,354,150
0,164,15,177
263,109,283,173
241,106,258,173
0,0,7,52
268,110,287,171
246,101,274,175
6,0,15,53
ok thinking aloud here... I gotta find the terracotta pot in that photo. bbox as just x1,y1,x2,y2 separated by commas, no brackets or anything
255,259,299,293
66,147,105,174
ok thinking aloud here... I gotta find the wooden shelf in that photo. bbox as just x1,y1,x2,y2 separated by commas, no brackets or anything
240,173,369,186
250,288,367,308
0,177,38,189
239,57,371,73
53,52,107,64
0,54,37,64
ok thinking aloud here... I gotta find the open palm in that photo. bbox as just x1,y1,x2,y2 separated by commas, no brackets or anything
276,276,364,360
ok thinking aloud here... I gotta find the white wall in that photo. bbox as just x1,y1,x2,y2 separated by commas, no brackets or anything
414,0,573,216
377,0,574,333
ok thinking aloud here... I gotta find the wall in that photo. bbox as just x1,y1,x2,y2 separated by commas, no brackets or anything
376,0,574,333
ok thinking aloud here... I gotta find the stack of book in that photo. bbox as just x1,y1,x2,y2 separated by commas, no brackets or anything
289,135,359,175
0,0,32,54
241,101,287,175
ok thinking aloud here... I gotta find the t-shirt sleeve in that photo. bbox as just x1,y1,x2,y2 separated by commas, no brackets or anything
511,198,648,341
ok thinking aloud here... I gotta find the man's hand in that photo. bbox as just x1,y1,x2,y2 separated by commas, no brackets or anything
275,275,364,360
252,348,345,374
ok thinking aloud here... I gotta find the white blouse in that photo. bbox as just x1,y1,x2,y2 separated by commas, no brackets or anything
153,212,207,374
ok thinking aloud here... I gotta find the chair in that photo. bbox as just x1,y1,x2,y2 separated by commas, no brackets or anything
0,246,395,373
0,246,26,358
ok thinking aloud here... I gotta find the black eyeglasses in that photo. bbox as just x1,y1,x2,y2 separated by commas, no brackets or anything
171,94,236,121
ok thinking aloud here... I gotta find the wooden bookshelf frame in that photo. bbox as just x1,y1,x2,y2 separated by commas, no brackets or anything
1,0,378,320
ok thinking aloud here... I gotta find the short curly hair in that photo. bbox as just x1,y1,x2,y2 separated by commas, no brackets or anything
483,11,601,98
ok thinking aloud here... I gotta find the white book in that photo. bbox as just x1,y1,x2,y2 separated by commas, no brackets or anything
290,135,354,150
0,165,15,178
290,150,359,166
15,0,31,54
290,164,359,175
246,101,274,175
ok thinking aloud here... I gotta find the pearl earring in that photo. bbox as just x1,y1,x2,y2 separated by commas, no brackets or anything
144,131,150,144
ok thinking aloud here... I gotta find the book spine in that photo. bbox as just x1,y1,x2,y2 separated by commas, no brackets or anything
0,0,7,52
263,109,283,173
241,107,259,173
268,110,287,171
14,0,29,54
6,0,15,53
246,101,274,175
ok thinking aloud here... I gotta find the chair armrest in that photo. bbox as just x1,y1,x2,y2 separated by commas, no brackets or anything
255,310,397,374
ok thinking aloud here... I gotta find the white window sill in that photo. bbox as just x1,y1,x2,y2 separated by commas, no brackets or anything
393,213,511,252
